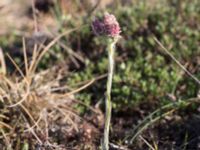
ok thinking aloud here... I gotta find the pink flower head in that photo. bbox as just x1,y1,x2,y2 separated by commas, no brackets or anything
92,18,105,36
92,12,121,38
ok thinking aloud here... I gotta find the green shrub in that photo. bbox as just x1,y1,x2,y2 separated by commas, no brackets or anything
67,0,200,111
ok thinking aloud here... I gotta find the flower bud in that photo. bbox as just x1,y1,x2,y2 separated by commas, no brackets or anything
92,12,121,38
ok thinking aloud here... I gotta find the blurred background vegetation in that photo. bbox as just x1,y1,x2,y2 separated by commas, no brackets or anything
0,0,200,149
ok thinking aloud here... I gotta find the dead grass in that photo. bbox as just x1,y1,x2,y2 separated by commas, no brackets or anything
0,25,104,149
0,1,106,148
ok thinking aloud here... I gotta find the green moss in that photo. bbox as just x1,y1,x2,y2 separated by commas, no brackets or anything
66,0,199,111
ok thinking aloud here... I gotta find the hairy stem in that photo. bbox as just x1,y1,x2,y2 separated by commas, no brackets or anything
103,39,117,150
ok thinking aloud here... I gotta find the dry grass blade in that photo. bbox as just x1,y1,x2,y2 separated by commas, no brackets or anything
0,121,13,130
0,47,6,75
0,114,9,120
154,37,200,85
139,135,156,150
6,53,25,78
31,0,38,32
58,73,107,98
30,25,88,74
60,78,95,97
4,48,31,107
24,113,42,132
130,109,176,143
0,129,12,149
128,97,200,143
1,75,16,91
22,37,28,76
8,87,29,107
22,114,43,145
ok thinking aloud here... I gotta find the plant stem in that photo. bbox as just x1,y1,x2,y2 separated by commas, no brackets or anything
103,39,117,150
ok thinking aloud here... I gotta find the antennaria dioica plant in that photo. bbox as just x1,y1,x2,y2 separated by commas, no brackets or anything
92,12,121,150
